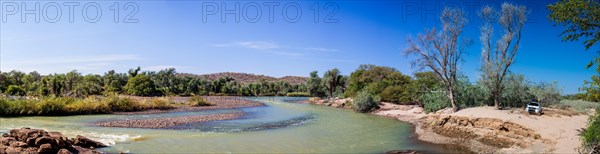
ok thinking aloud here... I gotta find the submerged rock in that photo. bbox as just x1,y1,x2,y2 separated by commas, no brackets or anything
0,127,106,154
386,150,424,154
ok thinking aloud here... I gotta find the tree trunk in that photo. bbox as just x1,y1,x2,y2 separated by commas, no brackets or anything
448,88,458,112
493,91,500,110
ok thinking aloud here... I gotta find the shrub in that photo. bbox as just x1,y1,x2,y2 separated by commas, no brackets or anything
528,81,562,105
583,108,600,152
555,100,600,113
421,91,450,113
352,90,379,113
106,96,141,112
65,97,111,114
286,92,310,97
5,85,25,96
188,96,212,106
143,97,175,110
380,85,412,104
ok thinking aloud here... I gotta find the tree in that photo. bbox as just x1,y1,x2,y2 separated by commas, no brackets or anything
307,71,326,97
124,74,157,96
103,70,127,93
5,85,25,96
549,0,600,102
548,0,600,51
404,7,471,111
323,68,345,98
480,3,527,109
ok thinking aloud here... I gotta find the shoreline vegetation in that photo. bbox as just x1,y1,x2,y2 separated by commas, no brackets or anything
0,95,264,117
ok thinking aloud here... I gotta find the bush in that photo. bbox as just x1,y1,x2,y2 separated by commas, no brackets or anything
352,90,379,113
5,85,25,96
583,108,600,152
144,97,176,109
124,74,157,96
64,97,111,114
421,91,450,113
188,96,212,106
380,85,412,104
529,81,561,105
555,100,600,113
286,92,310,97
106,96,141,112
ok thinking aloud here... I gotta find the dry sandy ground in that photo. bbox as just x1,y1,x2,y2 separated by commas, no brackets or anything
372,102,591,154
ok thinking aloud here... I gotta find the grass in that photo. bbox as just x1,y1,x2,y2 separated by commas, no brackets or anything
0,95,179,116
188,96,212,106
552,99,600,113
285,92,310,97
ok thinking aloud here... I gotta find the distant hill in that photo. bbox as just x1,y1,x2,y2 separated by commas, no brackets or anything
180,72,308,85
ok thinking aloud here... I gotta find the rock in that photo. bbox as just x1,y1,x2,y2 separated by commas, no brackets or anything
1,128,105,154
4,146,22,154
0,137,14,146
386,150,424,154
35,136,54,146
73,135,107,148
57,148,72,154
8,141,27,148
37,143,52,154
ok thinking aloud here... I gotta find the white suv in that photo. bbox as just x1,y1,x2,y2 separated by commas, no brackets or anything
525,102,543,115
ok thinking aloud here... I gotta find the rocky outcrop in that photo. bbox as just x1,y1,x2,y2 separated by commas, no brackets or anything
420,115,547,152
0,127,106,154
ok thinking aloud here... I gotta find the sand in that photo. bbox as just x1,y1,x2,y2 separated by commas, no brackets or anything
372,102,591,153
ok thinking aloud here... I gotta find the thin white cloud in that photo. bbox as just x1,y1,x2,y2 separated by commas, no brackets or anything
5,54,143,65
213,41,279,50
305,47,339,52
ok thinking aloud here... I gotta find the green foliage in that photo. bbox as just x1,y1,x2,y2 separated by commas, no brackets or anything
352,90,379,113
6,85,25,96
528,81,562,105
124,74,157,96
188,96,212,106
345,65,413,104
323,68,346,98
286,92,310,97
105,96,140,112
500,74,532,107
380,85,411,104
553,100,600,113
421,91,450,113
583,108,600,152
307,71,326,97
548,0,600,50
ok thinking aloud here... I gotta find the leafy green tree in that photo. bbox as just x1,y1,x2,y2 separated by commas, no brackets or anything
74,74,104,97
323,68,345,98
548,0,600,102
22,71,42,95
103,70,127,93
548,0,600,51
480,3,528,109
307,71,326,97
124,74,157,96
5,85,25,96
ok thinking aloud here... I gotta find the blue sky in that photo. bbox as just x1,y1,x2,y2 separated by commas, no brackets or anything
0,0,597,94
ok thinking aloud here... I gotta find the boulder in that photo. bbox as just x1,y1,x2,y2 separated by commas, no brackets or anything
8,141,27,148
4,146,22,154
37,143,52,154
57,148,72,154
73,135,107,148
35,136,54,146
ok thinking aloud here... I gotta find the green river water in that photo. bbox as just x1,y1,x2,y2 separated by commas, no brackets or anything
0,97,464,153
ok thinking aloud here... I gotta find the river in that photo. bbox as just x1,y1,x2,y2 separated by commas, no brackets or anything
0,97,464,153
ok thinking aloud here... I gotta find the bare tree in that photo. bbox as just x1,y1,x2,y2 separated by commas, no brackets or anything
404,7,471,112
479,3,527,109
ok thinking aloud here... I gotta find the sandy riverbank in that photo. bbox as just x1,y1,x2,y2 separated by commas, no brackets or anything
373,102,590,153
